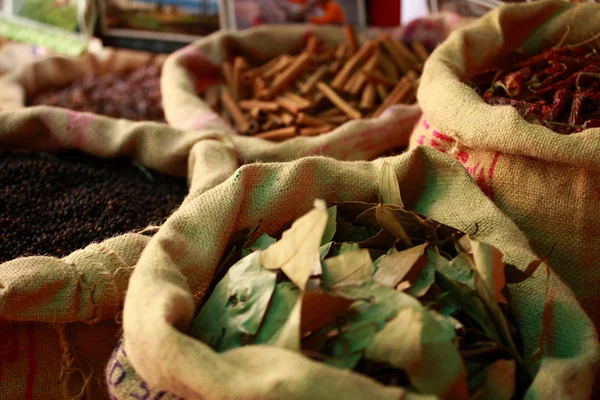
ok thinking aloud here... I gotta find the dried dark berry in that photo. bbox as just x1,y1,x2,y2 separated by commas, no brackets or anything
0,150,187,263
27,66,165,122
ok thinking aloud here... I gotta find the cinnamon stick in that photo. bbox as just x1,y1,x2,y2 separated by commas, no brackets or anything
221,88,255,133
239,99,279,111
349,50,380,96
233,56,249,99
331,40,376,91
379,53,399,80
360,83,376,110
263,52,312,99
263,55,294,79
300,124,334,136
363,70,398,87
373,76,412,117
221,61,235,98
300,65,329,95
255,126,297,141
297,112,329,127
316,81,362,119
411,41,430,63
380,35,413,74
305,35,321,54
344,24,359,54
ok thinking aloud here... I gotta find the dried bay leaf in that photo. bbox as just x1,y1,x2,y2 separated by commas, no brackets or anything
365,307,422,369
255,282,301,345
191,251,277,351
409,310,468,398
319,241,333,260
338,242,360,255
376,204,413,247
405,250,437,297
378,161,404,207
323,249,375,287
259,199,328,290
328,281,421,368
251,232,277,251
322,206,337,245
434,270,501,342
469,239,507,304
271,295,302,351
269,291,353,352
373,243,429,289
366,307,468,398
300,292,354,337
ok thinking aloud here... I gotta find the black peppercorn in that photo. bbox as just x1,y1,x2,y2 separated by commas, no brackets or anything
0,150,187,263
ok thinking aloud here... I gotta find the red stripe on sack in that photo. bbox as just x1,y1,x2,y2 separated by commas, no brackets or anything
431,130,454,142
24,323,36,400
595,187,600,201
487,152,501,200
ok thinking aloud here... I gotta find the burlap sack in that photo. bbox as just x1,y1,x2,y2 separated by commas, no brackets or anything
409,0,600,337
160,24,427,162
107,146,598,400
0,106,240,399
0,46,166,111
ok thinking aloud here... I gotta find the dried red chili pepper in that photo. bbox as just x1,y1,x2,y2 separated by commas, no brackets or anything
470,39,600,134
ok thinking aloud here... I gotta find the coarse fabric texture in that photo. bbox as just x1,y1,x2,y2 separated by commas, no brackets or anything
160,24,426,162
409,0,600,339
0,109,239,399
108,146,598,400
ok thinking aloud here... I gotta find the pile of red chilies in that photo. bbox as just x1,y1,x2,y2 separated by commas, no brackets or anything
468,33,600,134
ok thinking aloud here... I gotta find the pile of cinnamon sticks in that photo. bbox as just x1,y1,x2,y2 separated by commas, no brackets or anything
203,26,430,141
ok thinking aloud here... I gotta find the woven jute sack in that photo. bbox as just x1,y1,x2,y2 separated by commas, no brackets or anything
409,0,600,335
0,108,240,399
160,24,427,162
106,146,598,400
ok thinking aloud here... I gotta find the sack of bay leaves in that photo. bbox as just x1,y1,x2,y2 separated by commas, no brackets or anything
0,107,238,399
107,147,598,400
409,0,600,335
160,21,449,161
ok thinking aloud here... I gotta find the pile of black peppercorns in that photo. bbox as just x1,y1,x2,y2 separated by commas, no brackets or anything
28,66,165,122
0,150,188,263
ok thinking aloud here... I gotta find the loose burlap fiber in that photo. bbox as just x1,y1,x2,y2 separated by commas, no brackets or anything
160,24,427,162
107,146,598,400
409,0,600,338
0,107,239,399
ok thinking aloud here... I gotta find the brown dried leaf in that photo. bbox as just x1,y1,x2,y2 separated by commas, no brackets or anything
378,161,404,207
375,204,413,247
373,243,429,288
301,291,354,337
259,200,328,290
323,249,375,288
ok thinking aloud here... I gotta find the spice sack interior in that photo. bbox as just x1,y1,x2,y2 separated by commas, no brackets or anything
108,147,597,400
0,105,238,399
410,0,600,336
160,23,433,161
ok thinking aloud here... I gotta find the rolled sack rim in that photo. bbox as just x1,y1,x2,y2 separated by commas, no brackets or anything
417,0,600,172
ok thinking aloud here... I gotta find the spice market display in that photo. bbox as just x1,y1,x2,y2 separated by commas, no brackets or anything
0,1,599,400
